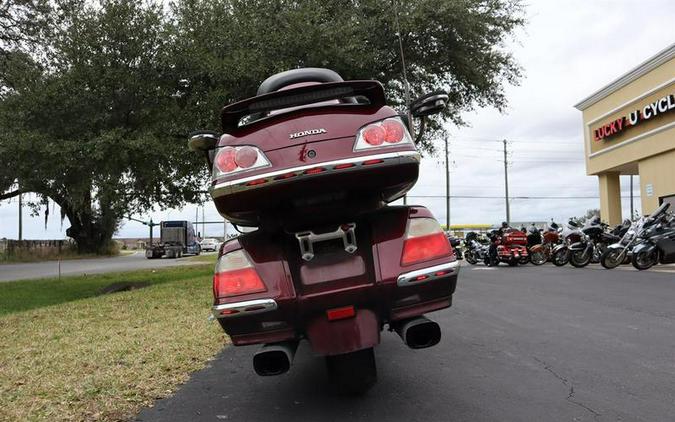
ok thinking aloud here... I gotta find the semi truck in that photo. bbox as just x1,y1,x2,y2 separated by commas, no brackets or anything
145,220,201,259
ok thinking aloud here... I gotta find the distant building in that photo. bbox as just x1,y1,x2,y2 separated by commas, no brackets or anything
575,43,675,224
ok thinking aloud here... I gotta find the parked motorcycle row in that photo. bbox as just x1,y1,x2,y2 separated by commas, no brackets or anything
451,202,675,271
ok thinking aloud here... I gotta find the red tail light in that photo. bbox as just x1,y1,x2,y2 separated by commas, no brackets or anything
363,125,385,146
213,145,270,176
215,147,237,172
213,250,266,298
382,119,405,143
401,218,453,266
353,117,413,151
235,146,258,168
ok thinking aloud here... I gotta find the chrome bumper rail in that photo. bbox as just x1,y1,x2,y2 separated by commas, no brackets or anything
212,298,278,319
397,261,460,287
210,150,420,197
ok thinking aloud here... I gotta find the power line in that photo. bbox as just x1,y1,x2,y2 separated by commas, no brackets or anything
408,195,641,199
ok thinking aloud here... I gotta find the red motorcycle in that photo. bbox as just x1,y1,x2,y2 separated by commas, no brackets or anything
189,68,459,393
487,228,529,266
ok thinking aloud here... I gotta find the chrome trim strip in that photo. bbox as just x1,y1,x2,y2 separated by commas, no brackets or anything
397,261,460,287
210,150,420,198
212,298,278,319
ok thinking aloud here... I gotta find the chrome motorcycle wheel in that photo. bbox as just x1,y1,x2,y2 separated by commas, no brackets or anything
551,249,569,266
569,249,592,268
600,249,624,269
530,251,546,266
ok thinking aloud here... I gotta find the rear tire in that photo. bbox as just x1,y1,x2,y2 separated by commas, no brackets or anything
600,249,624,269
632,250,657,271
326,348,377,395
569,249,591,268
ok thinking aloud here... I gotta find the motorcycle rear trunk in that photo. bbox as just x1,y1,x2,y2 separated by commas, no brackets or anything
197,69,459,392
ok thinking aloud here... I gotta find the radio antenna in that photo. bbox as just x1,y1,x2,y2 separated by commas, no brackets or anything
394,0,412,205
393,0,413,133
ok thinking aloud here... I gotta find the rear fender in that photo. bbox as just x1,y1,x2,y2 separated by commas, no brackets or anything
306,308,380,356
632,242,656,256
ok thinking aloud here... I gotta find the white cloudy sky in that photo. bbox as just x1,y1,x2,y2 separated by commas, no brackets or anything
2,0,675,239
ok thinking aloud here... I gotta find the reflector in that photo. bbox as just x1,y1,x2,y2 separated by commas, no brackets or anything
326,305,356,321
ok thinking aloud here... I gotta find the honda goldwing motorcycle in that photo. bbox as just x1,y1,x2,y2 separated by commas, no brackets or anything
486,228,528,266
568,216,619,268
189,68,459,394
631,203,675,270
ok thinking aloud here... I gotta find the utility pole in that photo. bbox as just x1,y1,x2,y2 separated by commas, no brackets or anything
444,135,450,230
202,207,206,239
18,193,23,241
630,175,634,219
503,139,511,225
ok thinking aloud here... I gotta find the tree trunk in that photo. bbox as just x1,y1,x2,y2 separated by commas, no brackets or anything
62,205,117,255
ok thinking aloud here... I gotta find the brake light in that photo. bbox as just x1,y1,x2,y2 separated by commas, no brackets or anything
353,117,413,151
213,250,266,298
215,147,237,172
401,218,453,266
213,145,271,177
235,146,258,168
363,125,385,146
382,119,405,143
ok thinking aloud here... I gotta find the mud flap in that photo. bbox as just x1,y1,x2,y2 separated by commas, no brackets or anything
306,309,380,356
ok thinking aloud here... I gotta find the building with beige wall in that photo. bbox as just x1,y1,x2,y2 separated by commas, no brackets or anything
575,43,675,225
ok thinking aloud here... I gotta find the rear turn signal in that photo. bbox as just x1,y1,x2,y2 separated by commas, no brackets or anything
213,250,266,298
401,218,453,266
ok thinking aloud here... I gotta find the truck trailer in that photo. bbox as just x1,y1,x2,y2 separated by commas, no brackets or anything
145,220,201,259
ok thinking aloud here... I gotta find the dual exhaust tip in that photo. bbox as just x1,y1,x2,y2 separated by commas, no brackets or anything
252,316,440,376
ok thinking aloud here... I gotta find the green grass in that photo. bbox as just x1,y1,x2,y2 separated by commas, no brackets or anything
0,265,213,316
186,252,219,263
0,264,227,421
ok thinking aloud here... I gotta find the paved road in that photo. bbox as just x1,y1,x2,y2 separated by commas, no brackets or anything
136,264,675,422
0,252,213,282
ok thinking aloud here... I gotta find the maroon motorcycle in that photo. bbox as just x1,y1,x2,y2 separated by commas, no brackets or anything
189,68,459,393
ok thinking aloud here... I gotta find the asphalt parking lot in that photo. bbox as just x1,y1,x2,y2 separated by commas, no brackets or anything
137,263,675,422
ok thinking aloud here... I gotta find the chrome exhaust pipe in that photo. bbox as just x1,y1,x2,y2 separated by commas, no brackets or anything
253,341,299,376
393,316,441,349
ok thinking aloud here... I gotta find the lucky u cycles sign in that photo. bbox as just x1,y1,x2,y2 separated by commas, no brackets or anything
593,93,675,142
